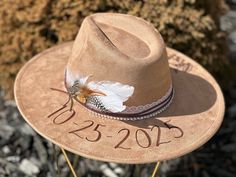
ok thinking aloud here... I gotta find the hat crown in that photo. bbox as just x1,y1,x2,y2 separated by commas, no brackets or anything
67,13,172,106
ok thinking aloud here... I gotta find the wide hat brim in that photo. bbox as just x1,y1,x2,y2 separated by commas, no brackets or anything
14,42,225,164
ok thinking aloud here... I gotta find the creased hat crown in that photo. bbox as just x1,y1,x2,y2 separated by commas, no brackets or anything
67,13,172,107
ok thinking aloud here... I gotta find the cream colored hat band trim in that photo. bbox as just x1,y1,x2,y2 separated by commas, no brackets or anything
84,86,174,121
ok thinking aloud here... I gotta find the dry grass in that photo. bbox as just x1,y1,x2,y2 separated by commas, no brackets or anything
0,0,231,99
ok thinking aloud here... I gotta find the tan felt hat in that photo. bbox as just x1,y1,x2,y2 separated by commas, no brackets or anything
14,13,225,164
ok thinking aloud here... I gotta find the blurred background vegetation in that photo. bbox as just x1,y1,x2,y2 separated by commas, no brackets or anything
1,1,236,177
0,0,233,99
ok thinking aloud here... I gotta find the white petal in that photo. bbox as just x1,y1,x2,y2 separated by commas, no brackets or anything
97,95,126,113
65,66,90,86
88,81,134,102
87,81,134,113
79,76,90,86
65,67,76,87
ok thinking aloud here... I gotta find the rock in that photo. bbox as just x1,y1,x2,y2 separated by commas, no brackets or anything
100,164,118,177
0,167,6,176
210,166,235,177
47,172,53,177
33,136,47,164
220,10,236,32
2,146,11,154
30,157,42,168
229,31,236,44
58,154,66,166
0,110,7,120
220,15,234,32
0,124,14,143
221,9,236,62
6,156,20,163
5,100,16,107
84,159,97,171
108,163,124,176
79,160,86,175
228,104,236,118
109,163,118,168
20,123,36,136
13,135,33,153
114,167,124,176
140,167,149,177
221,143,236,152
160,161,170,174
19,159,40,176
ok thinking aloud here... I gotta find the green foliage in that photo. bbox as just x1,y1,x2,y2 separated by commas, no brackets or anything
0,0,231,99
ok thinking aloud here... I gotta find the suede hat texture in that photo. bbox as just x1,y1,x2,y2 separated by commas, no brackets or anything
14,13,225,164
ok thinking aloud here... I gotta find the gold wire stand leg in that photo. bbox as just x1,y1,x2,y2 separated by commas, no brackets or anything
60,147,78,177
151,161,161,177
59,146,160,177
